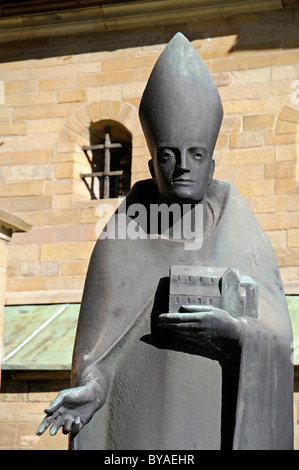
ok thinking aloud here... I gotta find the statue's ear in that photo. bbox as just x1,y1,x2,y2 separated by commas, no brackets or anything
148,160,156,182
208,159,215,185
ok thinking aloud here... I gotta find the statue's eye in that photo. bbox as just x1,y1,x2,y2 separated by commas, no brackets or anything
161,149,175,159
194,152,203,160
190,148,205,160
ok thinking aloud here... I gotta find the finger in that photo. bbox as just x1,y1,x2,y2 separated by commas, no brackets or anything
49,415,64,436
36,412,58,435
180,305,214,313
71,416,83,436
159,312,211,323
44,390,68,414
63,417,74,435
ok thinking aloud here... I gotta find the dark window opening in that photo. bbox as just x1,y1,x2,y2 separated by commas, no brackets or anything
81,120,132,199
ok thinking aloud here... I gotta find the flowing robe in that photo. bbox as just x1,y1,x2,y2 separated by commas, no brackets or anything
70,179,293,450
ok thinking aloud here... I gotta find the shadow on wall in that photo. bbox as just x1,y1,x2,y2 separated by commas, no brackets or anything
0,8,298,63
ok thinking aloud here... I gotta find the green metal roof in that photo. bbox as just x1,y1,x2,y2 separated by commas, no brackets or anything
1,297,299,370
287,295,299,366
2,303,80,370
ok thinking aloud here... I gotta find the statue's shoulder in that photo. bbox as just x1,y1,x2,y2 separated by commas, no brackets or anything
207,179,239,213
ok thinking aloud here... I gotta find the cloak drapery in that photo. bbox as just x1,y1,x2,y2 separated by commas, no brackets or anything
70,179,293,450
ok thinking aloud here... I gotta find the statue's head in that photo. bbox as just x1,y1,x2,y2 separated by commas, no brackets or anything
139,33,223,204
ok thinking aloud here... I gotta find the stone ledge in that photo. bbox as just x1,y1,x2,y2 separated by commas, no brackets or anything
284,280,299,295
0,0,291,43
5,289,82,305
0,207,32,240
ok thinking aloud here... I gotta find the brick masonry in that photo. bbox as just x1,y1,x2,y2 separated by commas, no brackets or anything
0,6,298,450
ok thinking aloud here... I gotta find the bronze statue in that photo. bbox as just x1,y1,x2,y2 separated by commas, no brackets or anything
37,33,293,450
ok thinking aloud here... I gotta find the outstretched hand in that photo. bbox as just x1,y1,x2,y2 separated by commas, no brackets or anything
36,382,105,437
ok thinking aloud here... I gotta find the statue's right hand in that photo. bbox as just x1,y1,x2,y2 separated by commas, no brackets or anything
36,382,105,437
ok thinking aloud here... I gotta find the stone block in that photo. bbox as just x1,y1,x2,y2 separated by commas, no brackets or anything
86,85,123,102
45,276,85,291
13,102,80,121
275,178,299,195
265,130,297,146
77,70,135,87
235,180,274,197
234,40,281,57
215,134,228,150
223,96,285,115
6,164,54,182
211,71,230,87
231,67,271,85
0,108,12,124
275,121,298,135
28,118,65,134
55,162,89,179
220,81,288,101
12,223,95,245
136,67,152,82
278,106,299,124
7,243,40,261
5,80,38,94
198,45,233,60
272,63,299,81
0,423,17,447
265,161,296,179
243,114,275,131
214,163,264,182
0,150,50,166
229,131,264,149
5,92,56,107
66,115,87,136
255,195,299,213
264,230,287,249
6,277,45,292
288,229,299,248
0,181,45,197
58,89,86,103
45,179,74,195
7,263,19,277
212,50,299,73
0,195,52,213
102,55,158,72
275,144,298,162
124,96,141,108
280,266,299,283
20,261,60,278
255,213,299,231
41,241,95,261
39,76,75,91
15,209,79,227
62,260,89,276
53,194,84,210
122,81,147,98
0,122,27,136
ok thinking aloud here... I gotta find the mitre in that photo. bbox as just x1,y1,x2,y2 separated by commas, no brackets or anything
139,32,223,158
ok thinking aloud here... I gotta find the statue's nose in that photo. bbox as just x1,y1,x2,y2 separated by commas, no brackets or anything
176,150,189,171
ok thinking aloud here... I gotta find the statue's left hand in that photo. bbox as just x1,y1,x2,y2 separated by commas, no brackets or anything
36,382,105,437
158,305,252,343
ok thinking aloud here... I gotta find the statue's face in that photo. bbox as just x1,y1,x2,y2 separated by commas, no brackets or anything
150,143,215,204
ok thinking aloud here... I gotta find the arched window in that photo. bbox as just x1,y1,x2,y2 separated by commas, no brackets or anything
80,120,132,199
